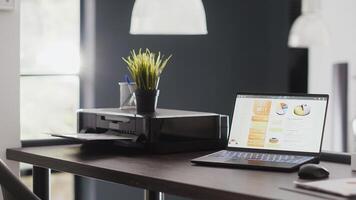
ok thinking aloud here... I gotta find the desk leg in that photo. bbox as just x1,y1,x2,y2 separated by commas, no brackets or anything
33,166,51,200
144,189,164,200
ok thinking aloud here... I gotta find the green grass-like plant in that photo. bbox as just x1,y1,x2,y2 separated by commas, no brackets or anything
123,49,172,91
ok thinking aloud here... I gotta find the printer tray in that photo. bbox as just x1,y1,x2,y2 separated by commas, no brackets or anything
49,133,135,142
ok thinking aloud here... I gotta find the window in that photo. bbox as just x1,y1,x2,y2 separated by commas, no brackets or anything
20,0,80,140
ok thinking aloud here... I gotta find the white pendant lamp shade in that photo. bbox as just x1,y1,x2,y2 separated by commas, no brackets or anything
130,0,208,35
288,14,329,48
288,0,329,48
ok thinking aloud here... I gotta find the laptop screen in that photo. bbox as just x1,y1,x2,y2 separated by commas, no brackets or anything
228,94,328,153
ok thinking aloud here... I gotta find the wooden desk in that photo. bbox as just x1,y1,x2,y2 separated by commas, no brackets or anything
6,145,356,200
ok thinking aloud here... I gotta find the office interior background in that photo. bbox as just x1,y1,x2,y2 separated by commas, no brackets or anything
0,0,356,199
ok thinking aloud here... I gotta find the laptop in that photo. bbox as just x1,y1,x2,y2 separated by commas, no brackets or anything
191,93,329,172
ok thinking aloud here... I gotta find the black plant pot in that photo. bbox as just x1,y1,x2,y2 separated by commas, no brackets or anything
135,89,160,114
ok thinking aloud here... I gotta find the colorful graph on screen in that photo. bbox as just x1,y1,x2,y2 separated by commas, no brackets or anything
247,100,272,147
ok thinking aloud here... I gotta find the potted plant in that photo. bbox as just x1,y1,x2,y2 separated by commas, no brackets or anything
123,49,171,114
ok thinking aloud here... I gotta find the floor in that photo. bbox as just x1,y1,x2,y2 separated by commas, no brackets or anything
21,172,74,200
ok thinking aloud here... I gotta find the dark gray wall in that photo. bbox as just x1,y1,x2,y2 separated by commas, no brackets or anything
84,0,301,116
79,0,305,199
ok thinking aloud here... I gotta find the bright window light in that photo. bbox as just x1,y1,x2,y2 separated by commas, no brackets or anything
20,0,80,74
20,76,79,140
20,0,80,140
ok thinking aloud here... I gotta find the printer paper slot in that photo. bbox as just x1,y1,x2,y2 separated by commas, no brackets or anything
49,133,136,142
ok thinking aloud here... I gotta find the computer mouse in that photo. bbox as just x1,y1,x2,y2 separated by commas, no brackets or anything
298,164,329,179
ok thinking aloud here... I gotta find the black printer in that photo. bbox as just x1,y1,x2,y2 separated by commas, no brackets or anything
77,108,229,153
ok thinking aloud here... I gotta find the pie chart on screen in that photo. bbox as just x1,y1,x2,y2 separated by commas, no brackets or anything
294,104,311,116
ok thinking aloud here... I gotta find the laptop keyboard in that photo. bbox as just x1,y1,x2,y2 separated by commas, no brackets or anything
211,150,313,164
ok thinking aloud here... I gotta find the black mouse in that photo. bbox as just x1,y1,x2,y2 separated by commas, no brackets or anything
298,164,329,179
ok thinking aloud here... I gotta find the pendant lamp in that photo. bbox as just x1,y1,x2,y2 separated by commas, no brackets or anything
288,0,329,48
130,0,208,35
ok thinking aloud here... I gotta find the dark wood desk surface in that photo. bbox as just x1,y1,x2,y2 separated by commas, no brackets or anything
6,145,356,200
